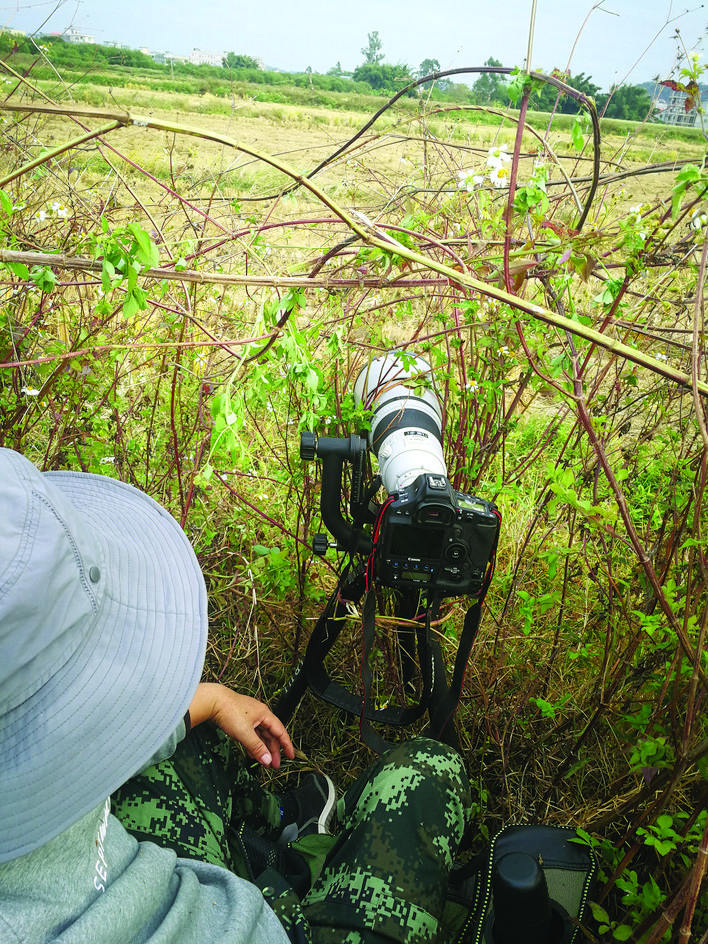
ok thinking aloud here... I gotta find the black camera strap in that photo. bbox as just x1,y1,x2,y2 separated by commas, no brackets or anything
427,599,483,742
276,562,484,754
355,588,436,753
299,584,432,747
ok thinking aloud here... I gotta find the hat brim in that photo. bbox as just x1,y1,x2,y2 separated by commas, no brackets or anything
0,471,207,862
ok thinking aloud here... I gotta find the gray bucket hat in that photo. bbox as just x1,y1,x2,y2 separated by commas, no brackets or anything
0,447,208,862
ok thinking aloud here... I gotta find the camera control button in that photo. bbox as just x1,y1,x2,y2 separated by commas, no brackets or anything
445,543,467,562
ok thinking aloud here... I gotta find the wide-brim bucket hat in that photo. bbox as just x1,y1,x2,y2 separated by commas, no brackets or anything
0,447,208,862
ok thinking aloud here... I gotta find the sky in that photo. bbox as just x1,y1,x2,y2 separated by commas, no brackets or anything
1,0,707,92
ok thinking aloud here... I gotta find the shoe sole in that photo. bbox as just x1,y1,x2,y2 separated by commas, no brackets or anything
317,774,337,834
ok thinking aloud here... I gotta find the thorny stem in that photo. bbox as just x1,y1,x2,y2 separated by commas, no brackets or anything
576,394,707,686
503,91,530,292
691,232,708,448
679,790,708,939
0,120,123,187
1,249,704,399
169,314,187,515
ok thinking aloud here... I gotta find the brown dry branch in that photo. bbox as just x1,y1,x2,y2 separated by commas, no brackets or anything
0,248,435,290
679,814,708,941
0,102,704,398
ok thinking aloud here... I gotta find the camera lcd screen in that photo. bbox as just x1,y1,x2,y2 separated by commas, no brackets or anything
458,496,488,514
389,525,445,560
401,569,430,582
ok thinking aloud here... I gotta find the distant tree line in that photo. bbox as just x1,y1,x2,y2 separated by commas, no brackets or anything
330,37,657,120
222,52,260,70
472,57,655,120
0,32,157,69
0,31,661,121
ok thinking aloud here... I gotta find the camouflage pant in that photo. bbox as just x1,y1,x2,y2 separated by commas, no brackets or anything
112,726,470,944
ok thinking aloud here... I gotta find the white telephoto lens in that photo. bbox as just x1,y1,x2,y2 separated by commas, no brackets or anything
353,355,447,495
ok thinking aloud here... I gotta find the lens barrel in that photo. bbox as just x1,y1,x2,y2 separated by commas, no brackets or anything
353,355,446,495
490,852,563,944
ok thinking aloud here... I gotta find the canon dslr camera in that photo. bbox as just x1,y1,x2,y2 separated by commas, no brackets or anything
303,355,500,599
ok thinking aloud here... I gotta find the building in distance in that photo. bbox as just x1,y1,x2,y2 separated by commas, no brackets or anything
188,49,225,68
62,27,95,44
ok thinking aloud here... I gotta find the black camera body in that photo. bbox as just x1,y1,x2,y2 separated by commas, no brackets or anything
302,355,500,602
377,472,500,597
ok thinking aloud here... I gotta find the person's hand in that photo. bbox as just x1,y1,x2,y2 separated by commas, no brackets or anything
188,682,294,769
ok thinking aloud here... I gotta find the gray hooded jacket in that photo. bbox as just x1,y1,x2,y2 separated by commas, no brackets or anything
0,726,289,944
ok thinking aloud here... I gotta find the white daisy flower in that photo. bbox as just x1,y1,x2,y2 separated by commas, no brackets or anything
456,169,485,192
489,165,510,188
486,143,511,168
690,209,708,230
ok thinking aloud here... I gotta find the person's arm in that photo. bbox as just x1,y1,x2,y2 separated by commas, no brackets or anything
188,682,295,770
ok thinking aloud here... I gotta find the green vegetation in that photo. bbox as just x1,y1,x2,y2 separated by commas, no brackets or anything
222,52,260,70
1,48,708,943
0,31,674,123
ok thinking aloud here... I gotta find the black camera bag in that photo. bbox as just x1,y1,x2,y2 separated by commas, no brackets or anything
442,824,598,944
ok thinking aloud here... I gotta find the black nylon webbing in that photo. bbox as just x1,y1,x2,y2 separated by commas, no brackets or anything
275,562,484,753
305,589,430,728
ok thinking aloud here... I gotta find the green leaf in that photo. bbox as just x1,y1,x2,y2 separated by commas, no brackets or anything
128,222,160,268
589,902,610,925
0,189,12,216
102,259,116,293
5,261,30,279
531,697,557,719
506,73,526,106
613,925,633,941
698,753,708,779
30,265,56,293
122,292,140,319
305,368,319,392
132,285,148,310
210,393,224,419
676,164,702,186
31,147,49,179
127,260,139,292
672,165,704,217
570,118,585,151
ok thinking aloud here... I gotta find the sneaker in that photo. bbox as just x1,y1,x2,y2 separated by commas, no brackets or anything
277,772,336,844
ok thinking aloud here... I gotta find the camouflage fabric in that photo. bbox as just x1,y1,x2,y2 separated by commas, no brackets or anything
112,728,470,944
112,723,281,875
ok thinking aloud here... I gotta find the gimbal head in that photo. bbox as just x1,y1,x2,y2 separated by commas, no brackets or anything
300,431,374,557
